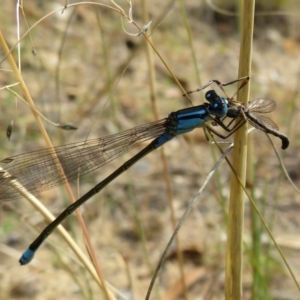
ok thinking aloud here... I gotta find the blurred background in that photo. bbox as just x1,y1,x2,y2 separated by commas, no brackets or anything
0,1,300,299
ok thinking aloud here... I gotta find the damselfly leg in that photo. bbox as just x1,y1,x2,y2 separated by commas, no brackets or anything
183,76,249,98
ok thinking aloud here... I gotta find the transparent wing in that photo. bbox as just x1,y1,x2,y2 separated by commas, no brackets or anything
247,98,276,114
0,120,166,201
248,114,279,131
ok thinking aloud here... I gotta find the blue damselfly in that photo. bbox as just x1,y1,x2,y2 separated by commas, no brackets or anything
0,76,288,265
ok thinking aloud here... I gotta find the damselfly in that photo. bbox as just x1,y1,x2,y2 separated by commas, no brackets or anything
1,77,287,265
0,78,246,265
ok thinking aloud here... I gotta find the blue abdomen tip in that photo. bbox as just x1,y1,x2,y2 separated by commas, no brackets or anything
19,249,35,265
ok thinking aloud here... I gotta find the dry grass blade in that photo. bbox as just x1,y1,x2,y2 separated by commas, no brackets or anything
225,1,255,299
145,145,233,300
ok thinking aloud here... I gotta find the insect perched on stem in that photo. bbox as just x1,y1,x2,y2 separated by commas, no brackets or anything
0,76,288,265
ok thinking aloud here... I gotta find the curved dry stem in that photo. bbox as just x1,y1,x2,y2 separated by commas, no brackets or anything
145,145,234,300
0,2,123,67
267,134,300,194
5,85,76,129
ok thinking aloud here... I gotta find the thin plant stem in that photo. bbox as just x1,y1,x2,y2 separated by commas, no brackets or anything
0,30,115,299
178,0,202,88
225,0,255,299
141,1,188,298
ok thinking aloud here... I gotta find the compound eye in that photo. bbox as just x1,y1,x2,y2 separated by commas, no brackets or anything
213,102,223,109
205,90,217,102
